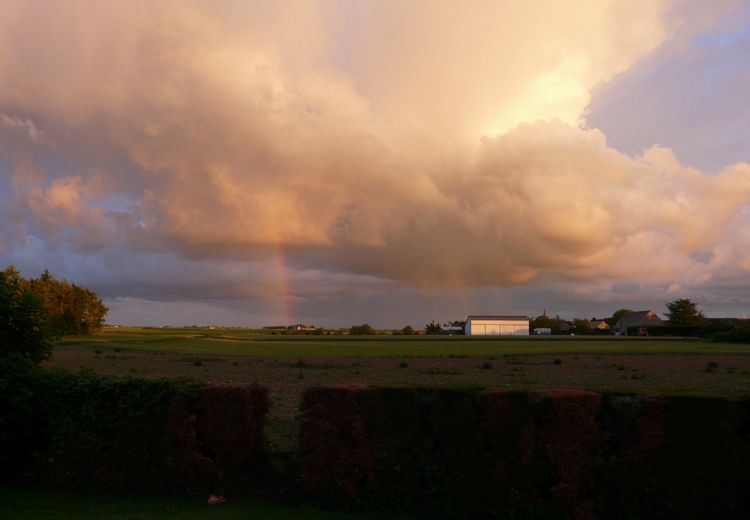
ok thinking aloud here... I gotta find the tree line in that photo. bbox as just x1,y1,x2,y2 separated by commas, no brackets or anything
1,266,108,338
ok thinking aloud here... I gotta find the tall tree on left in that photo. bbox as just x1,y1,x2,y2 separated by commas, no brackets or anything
0,266,57,368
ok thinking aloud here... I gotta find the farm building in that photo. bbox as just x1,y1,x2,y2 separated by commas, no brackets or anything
614,310,664,335
590,319,610,331
465,316,530,336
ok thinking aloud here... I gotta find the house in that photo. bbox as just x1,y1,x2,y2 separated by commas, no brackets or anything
465,316,530,336
614,310,664,336
590,319,610,331
288,324,317,332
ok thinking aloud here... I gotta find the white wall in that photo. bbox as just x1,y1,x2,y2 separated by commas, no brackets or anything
466,319,529,336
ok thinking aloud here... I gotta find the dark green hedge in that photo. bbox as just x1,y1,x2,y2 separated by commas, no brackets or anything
1,369,269,493
299,386,750,520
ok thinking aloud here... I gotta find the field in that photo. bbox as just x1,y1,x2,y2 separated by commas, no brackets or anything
50,327,750,452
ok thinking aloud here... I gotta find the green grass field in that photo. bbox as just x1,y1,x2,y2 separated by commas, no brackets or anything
60,327,750,357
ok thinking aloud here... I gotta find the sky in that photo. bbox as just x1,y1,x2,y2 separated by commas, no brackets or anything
1,0,750,327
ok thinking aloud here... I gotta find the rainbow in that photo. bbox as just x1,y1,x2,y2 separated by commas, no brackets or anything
273,244,293,325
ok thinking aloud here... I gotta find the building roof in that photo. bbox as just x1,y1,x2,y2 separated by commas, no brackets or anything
466,315,530,321
616,310,664,328
590,319,610,329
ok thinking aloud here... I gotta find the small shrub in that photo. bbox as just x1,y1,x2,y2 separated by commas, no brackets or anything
553,358,562,365
399,361,409,368
704,361,718,373
94,349,102,355
193,359,203,367
105,354,117,360
481,362,493,370
298,371,305,380
114,348,122,353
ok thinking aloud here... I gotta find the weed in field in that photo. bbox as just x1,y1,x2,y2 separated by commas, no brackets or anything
114,348,122,353
94,349,103,355
193,359,203,367
129,368,137,374
399,361,409,368
232,361,239,367
553,359,562,365
298,371,305,380
448,354,468,358
481,362,493,369
105,354,117,360
705,361,719,373
741,370,750,376
630,373,646,380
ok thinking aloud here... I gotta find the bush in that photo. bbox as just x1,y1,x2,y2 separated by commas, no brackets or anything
349,324,376,335
713,327,750,343
299,386,750,520
1,370,269,492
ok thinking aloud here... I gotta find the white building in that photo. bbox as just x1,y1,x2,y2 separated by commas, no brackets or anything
465,315,530,336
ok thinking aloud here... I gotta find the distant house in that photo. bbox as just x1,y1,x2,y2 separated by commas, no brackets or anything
614,310,664,336
465,316,530,336
288,324,317,332
590,319,610,331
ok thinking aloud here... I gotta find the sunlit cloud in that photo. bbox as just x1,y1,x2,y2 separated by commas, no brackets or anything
0,0,748,324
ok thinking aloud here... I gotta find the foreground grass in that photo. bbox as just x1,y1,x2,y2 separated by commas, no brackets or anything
0,487,379,520
60,327,750,357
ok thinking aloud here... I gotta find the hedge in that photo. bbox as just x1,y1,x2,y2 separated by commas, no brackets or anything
1,369,269,493
299,385,750,520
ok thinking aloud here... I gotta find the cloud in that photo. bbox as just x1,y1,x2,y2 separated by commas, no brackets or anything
0,113,46,143
1,0,749,315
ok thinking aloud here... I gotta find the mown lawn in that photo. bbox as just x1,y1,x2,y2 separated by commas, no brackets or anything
0,487,384,520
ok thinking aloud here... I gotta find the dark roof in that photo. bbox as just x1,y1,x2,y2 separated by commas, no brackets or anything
616,310,664,327
466,315,530,321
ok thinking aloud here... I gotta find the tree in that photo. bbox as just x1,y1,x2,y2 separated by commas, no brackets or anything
401,325,416,335
531,314,557,331
573,318,591,334
1,266,56,368
28,270,108,335
665,298,705,326
424,321,441,334
349,323,375,335
606,308,633,327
